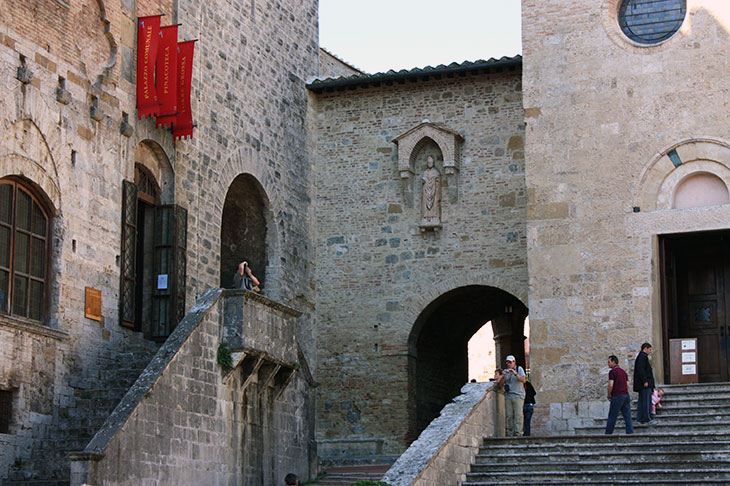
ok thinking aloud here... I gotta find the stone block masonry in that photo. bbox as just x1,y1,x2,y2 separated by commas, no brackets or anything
0,0,320,481
382,382,503,486
310,66,527,452
72,289,313,486
522,1,730,432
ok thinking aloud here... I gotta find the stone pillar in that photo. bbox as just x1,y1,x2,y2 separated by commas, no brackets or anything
492,308,528,368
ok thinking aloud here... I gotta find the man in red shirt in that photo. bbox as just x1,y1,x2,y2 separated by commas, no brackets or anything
605,355,634,434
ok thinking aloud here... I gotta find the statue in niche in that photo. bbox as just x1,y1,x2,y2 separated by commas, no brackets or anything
420,156,442,229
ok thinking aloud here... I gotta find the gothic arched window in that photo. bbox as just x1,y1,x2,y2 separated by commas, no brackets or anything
0,177,51,322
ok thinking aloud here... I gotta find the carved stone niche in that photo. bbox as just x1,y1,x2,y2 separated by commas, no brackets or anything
392,121,464,209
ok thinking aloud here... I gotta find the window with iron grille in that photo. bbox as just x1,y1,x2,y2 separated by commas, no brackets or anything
619,0,686,45
0,390,12,433
0,178,51,322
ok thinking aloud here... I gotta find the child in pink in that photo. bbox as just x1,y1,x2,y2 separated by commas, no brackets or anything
651,388,664,415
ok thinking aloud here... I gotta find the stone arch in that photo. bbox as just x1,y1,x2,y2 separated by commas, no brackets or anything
0,116,63,215
633,138,730,212
215,148,282,299
404,275,528,442
134,140,174,204
392,121,463,178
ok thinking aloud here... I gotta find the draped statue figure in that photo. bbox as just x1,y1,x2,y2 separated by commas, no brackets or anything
420,156,441,228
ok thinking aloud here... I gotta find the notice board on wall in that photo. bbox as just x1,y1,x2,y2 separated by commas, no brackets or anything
669,338,698,384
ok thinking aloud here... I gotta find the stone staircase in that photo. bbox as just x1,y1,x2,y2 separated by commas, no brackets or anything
311,464,391,485
3,340,158,486
463,382,730,485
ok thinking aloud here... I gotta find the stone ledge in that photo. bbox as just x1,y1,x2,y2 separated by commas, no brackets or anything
0,315,69,340
222,288,302,317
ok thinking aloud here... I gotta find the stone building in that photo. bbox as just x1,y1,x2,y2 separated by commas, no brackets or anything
522,0,730,433
307,58,528,456
1,0,318,484
2,0,730,484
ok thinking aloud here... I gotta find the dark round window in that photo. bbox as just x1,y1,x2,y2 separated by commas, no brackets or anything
618,0,686,45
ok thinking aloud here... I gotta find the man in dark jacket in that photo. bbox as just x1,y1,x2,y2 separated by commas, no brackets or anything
634,342,656,424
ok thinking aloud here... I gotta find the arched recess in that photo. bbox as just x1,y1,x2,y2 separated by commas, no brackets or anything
406,284,528,443
220,174,277,296
633,138,730,212
134,140,174,204
119,141,183,340
0,118,62,215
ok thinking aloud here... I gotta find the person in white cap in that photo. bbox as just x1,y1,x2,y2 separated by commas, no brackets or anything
497,354,527,436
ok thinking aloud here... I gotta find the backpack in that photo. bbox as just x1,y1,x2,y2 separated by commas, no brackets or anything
524,380,537,404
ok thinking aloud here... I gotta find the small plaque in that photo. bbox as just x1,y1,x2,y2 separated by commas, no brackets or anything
85,287,102,322
681,340,696,350
157,274,168,290
682,352,696,363
682,364,696,375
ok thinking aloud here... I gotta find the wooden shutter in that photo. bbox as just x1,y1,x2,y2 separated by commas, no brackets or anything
151,205,187,338
173,205,187,326
119,180,138,328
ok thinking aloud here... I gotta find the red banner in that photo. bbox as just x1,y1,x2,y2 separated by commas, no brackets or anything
155,24,179,128
173,40,196,140
136,15,162,119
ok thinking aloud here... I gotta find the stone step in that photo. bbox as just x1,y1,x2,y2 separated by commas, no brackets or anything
591,412,730,425
575,421,730,434
657,396,730,407
661,382,730,393
476,442,730,460
652,404,730,416
480,432,730,447
3,481,69,486
463,468,730,484
464,478,730,486
470,458,730,473
311,464,390,485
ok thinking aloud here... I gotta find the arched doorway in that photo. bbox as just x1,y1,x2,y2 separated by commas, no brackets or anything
220,174,272,292
120,142,186,341
407,285,528,442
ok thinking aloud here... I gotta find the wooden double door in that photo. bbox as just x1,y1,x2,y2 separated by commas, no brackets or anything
661,231,730,382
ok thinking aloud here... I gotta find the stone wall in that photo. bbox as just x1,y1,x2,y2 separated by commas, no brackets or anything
310,65,527,452
72,289,313,485
382,382,503,486
521,1,730,433
0,0,319,481
318,48,363,79
0,0,176,480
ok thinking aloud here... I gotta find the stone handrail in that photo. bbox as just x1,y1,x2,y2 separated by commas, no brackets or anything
382,382,504,486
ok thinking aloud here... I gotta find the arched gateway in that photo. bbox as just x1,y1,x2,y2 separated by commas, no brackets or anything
407,285,528,442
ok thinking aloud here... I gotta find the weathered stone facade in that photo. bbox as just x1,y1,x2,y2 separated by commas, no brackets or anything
1,0,318,482
5,0,730,482
522,0,730,432
308,61,528,453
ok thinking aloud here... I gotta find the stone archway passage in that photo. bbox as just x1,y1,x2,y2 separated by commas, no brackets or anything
407,285,528,442
220,174,269,290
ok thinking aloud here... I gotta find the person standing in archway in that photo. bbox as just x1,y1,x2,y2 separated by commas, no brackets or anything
498,355,527,436
233,261,260,292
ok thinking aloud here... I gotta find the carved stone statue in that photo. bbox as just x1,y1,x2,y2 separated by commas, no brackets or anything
420,156,441,229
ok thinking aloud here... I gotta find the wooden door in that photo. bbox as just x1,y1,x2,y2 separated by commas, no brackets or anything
663,232,730,382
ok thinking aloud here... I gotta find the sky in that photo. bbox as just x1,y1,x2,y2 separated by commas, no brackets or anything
318,0,522,75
